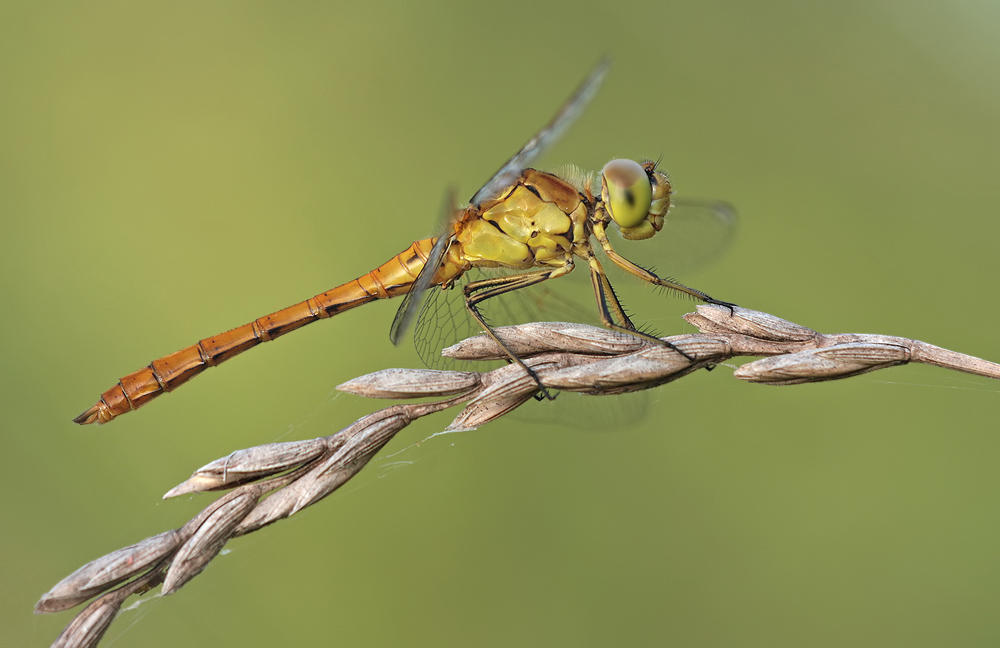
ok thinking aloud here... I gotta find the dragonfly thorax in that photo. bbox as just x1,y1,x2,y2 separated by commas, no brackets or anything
456,169,589,270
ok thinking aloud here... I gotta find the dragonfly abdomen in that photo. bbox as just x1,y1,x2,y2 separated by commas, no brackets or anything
74,238,440,425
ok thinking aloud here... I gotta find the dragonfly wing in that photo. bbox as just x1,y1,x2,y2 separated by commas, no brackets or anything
412,267,653,430
611,196,739,277
513,389,651,432
469,58,611,206
412,266,598,369
405,58,610,351
389,188,459,345
412,270,481,370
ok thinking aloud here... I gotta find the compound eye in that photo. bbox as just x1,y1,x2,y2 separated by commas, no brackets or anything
601,159,653,229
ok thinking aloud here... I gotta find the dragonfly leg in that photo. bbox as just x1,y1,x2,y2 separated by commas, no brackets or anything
591,222,737,310
588,256,635,330
585,252,699,362
463,265,573,401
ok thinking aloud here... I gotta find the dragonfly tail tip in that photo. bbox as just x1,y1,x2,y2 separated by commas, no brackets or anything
72,401,107,426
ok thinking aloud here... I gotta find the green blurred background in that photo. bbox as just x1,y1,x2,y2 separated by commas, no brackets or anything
5,1,1000,646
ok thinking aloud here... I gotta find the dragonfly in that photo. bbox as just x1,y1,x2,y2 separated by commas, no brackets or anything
74,59,735,426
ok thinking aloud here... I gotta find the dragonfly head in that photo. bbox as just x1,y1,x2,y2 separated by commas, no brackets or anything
600,159,672,240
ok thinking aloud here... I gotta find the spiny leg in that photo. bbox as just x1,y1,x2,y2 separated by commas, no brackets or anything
591,222,737,309
585,251,698,361
587,253,635,330
463,265,573,400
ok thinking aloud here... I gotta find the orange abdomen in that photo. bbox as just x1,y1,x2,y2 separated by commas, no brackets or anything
74,238,442,425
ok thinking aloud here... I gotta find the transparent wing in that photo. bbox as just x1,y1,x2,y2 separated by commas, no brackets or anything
411,267,651,431
411,273,479,370
389,188,458,345
513,390,651,432
612,196,739,278
469,58,610,206
412,267,653,430
395,58,611,345
412,267,598,370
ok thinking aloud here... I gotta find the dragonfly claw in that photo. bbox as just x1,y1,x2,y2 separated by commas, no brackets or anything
704,298,739,316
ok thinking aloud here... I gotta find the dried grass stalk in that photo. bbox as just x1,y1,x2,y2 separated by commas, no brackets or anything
37,306,1000,647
